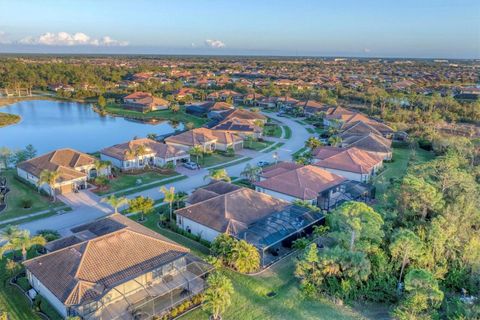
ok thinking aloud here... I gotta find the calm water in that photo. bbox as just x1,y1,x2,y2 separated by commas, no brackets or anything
0,100,183,154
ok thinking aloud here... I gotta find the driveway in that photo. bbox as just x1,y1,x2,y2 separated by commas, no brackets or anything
18,113,312,234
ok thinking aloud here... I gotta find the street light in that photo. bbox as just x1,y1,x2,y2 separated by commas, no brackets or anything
273,151,278,164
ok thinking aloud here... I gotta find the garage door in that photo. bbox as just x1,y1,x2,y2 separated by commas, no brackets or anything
58,183,73,194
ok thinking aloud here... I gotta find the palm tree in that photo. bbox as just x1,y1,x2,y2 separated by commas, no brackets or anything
204,169,231,182
0,229,46,261
328,136,342,147
38,169,60,201
189,145,204,164
94,160,110,177
202,272,234,320
101,194,129,214
240,163,261,182
230,240,260,273
160,186,175,221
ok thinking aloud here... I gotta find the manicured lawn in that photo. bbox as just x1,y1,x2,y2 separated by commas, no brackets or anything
263,125,283,138
94,171,179,196
374,146,435,208
0,170,64,223
114,175,188,197
105,104,207,128
245,140,275,151
292,147,308,159
208,157,252,170
200,152,242,168
261,142,285,153
283,126,292,139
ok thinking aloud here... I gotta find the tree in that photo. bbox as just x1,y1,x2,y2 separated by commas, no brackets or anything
205,168,231,182
328,201,384,253
101,194,129,214
202,272,234,320
328,136,342,147
0,147,12,170
160,186,175,221
185,122,195,130
389,229,424,286
305,136,323,150
97,95,107,108
38,169,60,201
128,196,154,221
393,269,444,319
398,175,444,221
94,159,110,175
189,145,204,164
211,234,236,262
24,144,37,160
0,229,46,261
230,240,260,273
240,163,261,182
147,133,158,140
169,103,180,113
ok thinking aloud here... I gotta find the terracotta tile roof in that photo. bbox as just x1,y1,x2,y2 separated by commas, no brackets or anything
254,164,346,200
221,108,267,122
101,138,187,161
176,184,289,234
17,148,95,181
213,118,261,133
24,214,189,306
339,121,382,137
165,128,242,146
342,133,392,154
314,147,383,174
311,146,345,160
259,162,303,179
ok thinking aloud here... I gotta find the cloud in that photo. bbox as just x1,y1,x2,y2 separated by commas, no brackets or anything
205,39,225,48
363,48,371,53
0,31,12,44
19,32,128,46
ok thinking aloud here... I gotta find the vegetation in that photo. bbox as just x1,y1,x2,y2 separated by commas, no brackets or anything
0,112,20,127
101,194,129,214
211,234,260,273
159,186,175,221
128,196,154,221
202,272,234,320
204,168,231,183
94,171,178,196
0,226,46,261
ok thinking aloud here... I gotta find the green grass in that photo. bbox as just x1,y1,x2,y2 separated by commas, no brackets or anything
244,140,275,151
306,127,315,134
130,214,376,320
94,171,179,196
0,170,64,223
208,157,252,170
373,146,435,208
261,142,285,153
263,125,283,138
105,104,208,128
292,147,308,159
283,126,292,139
200,152,242,167
114,175,188,197
0,112,20,127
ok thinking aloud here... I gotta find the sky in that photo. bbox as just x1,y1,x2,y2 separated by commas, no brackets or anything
0,0,479,59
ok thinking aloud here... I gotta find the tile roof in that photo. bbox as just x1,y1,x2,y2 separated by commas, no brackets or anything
101,138,187,161
176,182,289,234
254,164,346,200
342,133,392,154
165,128,242,146
24,214,189,306
314,147,383,174
17,148,95,181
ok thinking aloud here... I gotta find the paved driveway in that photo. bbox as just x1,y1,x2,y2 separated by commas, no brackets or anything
18,113,312,234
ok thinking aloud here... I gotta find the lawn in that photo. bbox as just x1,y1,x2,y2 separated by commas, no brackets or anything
261,142,285,153
200,152,242,168
105,104,207,128
263,125,283,138
114,175,187,197
244,140,275,151
283,126,292,139
129,214,375,320
0,170,64,223
94,171,179,196
373,146,435,208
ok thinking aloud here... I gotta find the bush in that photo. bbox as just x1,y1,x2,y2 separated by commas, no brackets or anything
20,198,33,209
16,277,31,291
36,229,61,242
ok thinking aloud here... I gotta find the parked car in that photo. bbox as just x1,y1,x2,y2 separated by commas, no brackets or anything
257,160,270,167
276,112,287,117
183,161,199,170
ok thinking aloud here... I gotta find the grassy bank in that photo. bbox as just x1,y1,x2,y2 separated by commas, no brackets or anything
104,104,207,128
0,112,21,127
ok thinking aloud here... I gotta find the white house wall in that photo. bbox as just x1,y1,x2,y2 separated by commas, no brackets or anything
28,271,67,317
177,216,220,242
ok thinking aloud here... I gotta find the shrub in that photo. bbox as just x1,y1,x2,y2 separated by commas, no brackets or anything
20,198,33,209
16,277,31,291
36,229,61,242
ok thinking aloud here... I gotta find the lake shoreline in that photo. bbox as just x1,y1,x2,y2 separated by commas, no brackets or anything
0,112,21,127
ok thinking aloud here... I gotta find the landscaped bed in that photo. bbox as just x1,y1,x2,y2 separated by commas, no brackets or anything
0,170,64,223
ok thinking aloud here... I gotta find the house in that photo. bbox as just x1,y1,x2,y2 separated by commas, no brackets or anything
100,138,190,171
206,90,243,103
220,108,267,125
16,148,109,195
173,88,197,100
296,100,327,117
165,128,243,152
175,181,325,266
24,214,212,319
340,132,393,160
323,106,357,127
276,96,300,111
212,118,263,139
185,101,234,118
340,115,394,138
123,92,169,113
243,93,264,106
254,163,347,207
257,96,277,109
312,146,384,182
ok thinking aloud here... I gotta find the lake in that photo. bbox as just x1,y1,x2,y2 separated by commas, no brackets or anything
0,100,184,154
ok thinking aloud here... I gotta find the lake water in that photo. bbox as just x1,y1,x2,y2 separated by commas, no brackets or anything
0,100,183,154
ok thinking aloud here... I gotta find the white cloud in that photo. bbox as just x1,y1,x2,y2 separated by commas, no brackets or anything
0,31,12,44
205,39,225,48
363,48,371,53
19,32,128,46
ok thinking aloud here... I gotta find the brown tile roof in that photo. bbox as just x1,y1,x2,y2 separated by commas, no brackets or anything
165,128,242,147
24,214,189,306
342,133,392,154
101,138,187,161
254,164,346,200
339,121,382,137
213,118,261,133
259,162,303,179
222,108,267,122
311,146,345,160
314,147,383,174
17,148,95,181
176,184,289,234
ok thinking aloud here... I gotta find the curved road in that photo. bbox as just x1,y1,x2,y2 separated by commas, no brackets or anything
19,113,312,235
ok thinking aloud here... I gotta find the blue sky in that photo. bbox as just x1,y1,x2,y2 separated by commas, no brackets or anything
0,0,479,58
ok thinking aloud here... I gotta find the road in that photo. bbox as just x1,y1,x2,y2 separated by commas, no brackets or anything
19,113,312,235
